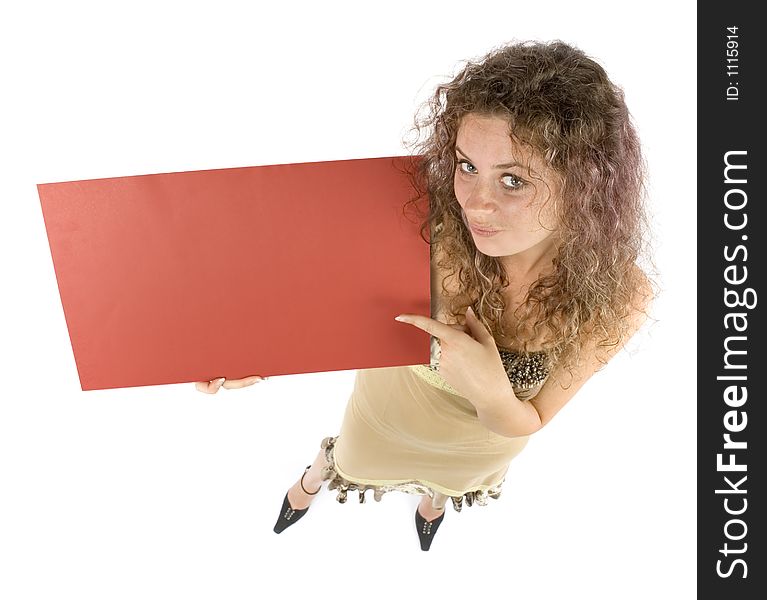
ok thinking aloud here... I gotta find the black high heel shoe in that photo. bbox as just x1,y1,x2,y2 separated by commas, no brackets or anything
415,504,445,551
273,465,321,534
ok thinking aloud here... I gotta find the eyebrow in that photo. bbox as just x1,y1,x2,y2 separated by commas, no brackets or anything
455,146,526,170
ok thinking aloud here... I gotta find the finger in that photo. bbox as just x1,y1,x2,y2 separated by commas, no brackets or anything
449,322,470,334
222,375,266,389
464,306,494,343
195,377,226,394
395,314,463,343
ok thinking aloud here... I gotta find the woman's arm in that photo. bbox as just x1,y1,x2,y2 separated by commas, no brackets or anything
404,246,654,437
471,386,543,437
470,335,630,437
399,300,650,438
470,283,653,437
397,287,651,437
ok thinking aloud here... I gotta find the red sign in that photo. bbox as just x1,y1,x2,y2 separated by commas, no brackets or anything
38,156,430,391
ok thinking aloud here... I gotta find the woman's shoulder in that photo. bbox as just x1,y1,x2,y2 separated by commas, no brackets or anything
624,263,655,325
577,262,654,362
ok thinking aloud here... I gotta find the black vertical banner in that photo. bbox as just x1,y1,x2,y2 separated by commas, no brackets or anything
698,4,764,598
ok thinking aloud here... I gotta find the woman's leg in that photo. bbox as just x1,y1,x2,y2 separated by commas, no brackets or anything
286,445,330,510
417,492,446,521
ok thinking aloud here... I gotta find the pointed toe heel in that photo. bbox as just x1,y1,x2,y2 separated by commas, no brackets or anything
273,492,309,534
415,506,445,551
273,465,321,534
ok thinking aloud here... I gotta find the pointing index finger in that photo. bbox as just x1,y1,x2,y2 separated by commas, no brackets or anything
395,314,460,343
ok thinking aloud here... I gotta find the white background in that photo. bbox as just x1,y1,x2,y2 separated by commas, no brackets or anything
0,1,696,598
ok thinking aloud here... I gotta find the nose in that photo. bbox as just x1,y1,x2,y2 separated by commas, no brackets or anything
462,179,496,216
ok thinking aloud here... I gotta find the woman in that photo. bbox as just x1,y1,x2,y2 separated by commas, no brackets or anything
196,40,653,551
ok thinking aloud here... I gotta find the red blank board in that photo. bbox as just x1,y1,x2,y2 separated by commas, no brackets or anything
38,156,431,391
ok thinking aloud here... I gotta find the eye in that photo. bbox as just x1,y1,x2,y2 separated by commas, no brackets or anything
457,160,476,174
456,158,526,191
501,174,524,190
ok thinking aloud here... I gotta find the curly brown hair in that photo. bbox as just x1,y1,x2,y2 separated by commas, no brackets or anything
401,40,653,379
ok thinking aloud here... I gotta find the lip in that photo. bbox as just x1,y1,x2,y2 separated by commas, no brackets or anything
469,223,501,237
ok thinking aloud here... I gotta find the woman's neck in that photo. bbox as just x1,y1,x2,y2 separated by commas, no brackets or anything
499,237,558,281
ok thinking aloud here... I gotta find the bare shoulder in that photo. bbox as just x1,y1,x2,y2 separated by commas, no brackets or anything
525,263,654,429
582,263,653,358
625,263,655,333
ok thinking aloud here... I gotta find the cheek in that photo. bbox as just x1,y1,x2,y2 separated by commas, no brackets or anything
453,173,468,208
497,198,534,226
507,188,557,230
535,201,559,231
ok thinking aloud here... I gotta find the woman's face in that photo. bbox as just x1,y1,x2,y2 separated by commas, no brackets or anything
453,113,561,261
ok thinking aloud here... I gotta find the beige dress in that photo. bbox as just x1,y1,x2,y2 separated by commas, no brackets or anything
319,342,550,512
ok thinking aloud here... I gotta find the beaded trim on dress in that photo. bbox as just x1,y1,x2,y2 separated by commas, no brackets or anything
318,436,502,513
497,348,549,389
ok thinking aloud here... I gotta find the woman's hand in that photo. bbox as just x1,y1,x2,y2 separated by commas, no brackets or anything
395,306,513,406
194,375,266,394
